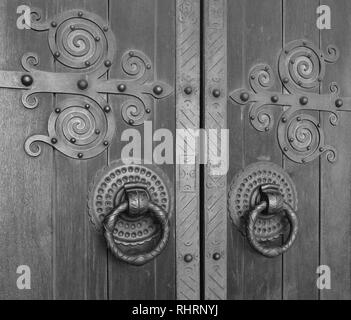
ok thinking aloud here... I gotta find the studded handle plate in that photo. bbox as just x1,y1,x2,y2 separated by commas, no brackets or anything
229,162,299,257
103,184,170,266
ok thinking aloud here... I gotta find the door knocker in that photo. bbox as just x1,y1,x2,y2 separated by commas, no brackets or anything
228,162,298,257
88,160,173,266
0,8,173,160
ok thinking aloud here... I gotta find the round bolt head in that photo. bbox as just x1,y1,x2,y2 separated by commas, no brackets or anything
103,26,109,32
153,85,163,95
282,117,287,123
104,105,111,113
271,95,279,103
95,129,101,135
129,119,135,125
184,254,193,263
283,77,289,84
184,86,193,95
213,253,221,261
335,99,343,108
51,21,57,28
51,138,58,144
212,89,221,98
240,92,250,102
78,11,83,17
70,25,75,31
146,109,151,114
54,51,60,58
85,104,90,109
300,96,308,105
250,115,255,121
55,108,61,114
289,138,294,143
85,61,91,66
78,153,84,159
77,79,89,90
104,60,112,68
117,84,127,92
70,138,77,144
21,74,33,87
103,141,109,146
283,147,288,152
95,36,100,42
319,147,324,152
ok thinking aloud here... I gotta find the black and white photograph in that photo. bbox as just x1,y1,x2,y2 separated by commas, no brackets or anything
0,0,349,306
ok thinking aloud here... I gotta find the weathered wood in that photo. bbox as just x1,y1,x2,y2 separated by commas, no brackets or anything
175,0,201,300
108,0,176,300
0,0,54,300
53,0,108,300
282,0,320,300
227,0,283,300
321,0,351,300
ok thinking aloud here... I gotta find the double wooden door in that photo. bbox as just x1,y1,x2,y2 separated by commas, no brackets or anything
0,0,350,300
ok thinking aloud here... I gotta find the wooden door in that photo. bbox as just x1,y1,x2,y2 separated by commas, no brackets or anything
0,0,201,300
203,0,351,300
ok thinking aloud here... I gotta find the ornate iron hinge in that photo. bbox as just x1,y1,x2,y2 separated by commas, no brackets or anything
1,9,172,160
230,39,351,164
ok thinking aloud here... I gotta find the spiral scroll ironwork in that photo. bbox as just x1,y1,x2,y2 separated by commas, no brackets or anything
25,97,115,160
230,39,342,164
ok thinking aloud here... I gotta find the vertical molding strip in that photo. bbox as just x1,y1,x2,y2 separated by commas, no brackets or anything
204,0,227,300
176,0,201,300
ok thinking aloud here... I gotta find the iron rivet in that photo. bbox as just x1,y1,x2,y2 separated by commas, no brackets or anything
129,51,134,57
282,117,287,123
300,96,308,105
265,127,269,132
335,99,343,108
54,51,60,58
103,141,109,146
250,115,255,121
104,105,111,113
129,119,135,125
21,74,33,87
240,92,250,102
103,26,109,32
70,138,77,144
146,64,152,69
283,77,289,84
212,89,221,98
70,25,75,31
264,66,269,72
85,61,91,67
55,108,61,114
289,138,294,143
78,11,83,17
95,36,100,42
153,85,163,95
318,77,322,82
302,159,306,163
104,60,112,68
118,84,127,92
250,75,256,80
317,123,321,128
271,95,279,103
302,41,307,46
146,109,151,114
320,147,324,152
184,254,193,263
78,153,84,159
283,147,288,152
51,138,58,144
184,86,193,95
95,129,101,135
290,59,295,64
77,79,89,90
85,104,90,109
284,50,289,54
51,21,57,28
307,146,311,150
213,253,221,261
297,117,302,122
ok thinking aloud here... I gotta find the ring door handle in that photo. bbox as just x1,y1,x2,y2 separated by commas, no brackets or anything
103,183,170,266
246,186,298,258
228,161,299,258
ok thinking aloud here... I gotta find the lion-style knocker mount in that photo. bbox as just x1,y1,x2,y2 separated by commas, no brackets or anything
229,162,298,257
0,9,172,160
88,161,173,265
230,39,351,164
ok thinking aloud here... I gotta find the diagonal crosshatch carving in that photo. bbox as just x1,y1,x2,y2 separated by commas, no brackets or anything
230,39,351,164
0,8,173,160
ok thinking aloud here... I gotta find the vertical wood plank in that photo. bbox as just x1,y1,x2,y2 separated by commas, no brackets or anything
53,0,108,300
321,0,351,300
108,0,176,300
176,0,201,300
0,0,53,300
227,0,283,300
282,0,320,300
204,0,227,300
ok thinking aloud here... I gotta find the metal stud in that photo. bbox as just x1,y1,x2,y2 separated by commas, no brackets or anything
70,138,77,144
54,51,60,58
240,92,250,102
21,74,33,87
184,86,193,95
335,99,343,108
104,60,112,68
117,84,127,92
212,89,221,98
146,109,151,114
77,79,89,90
85,104,90,109
282,117,287,123
95,129,101,135
184,254,193,263
78,11,83,17
213,253,221,261
55,108,61,114
78,153,84,159
271,95,279,103
51,138,58,144
104,105,111,113
51,21,57,28
103,141,109,146
300,96,308,106
153,85,163,95
283,77,289,84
